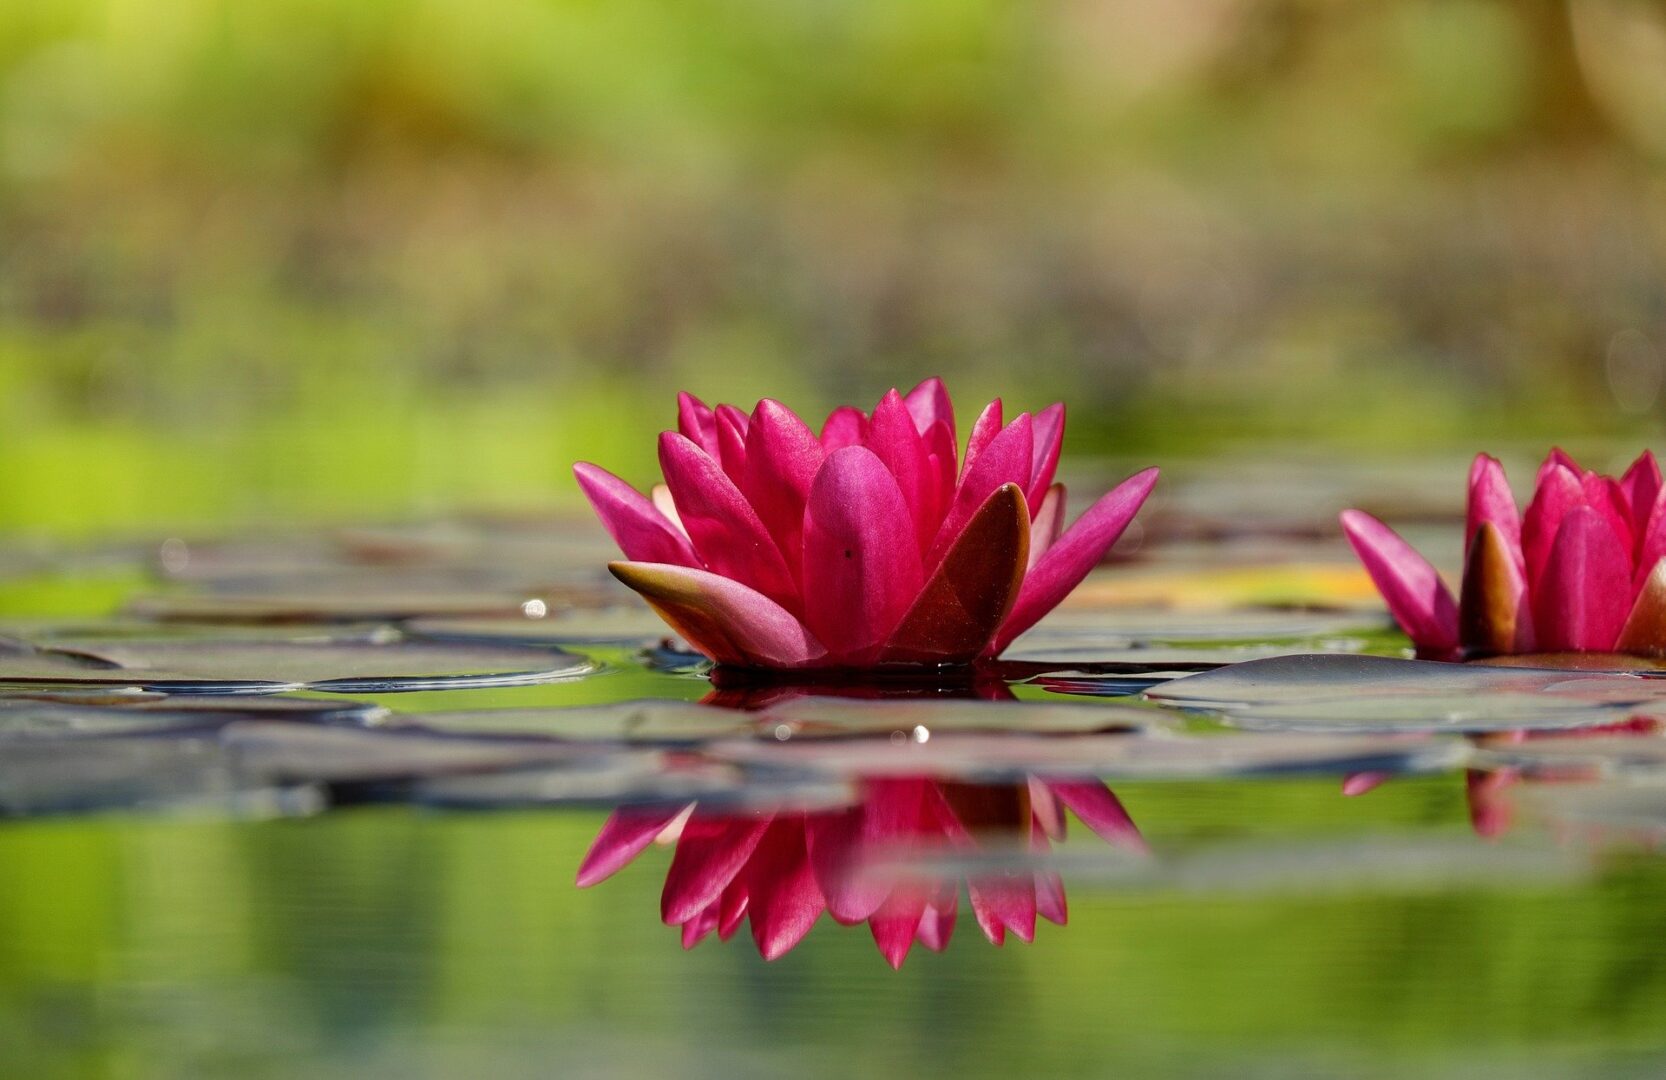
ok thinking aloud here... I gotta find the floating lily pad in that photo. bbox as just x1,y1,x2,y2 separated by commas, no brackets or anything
704,729,1469,783
755,696,1160,737
1147,654,1666,711
405,759,853,812
1520,781,1666,839
1211,694,1646,734
1011,607,1382,644
0,694,384,738
380,700,758,742
0,639,595,693
217,721,618,782
403,608,674,648
0,735,323,817
124,590,583,625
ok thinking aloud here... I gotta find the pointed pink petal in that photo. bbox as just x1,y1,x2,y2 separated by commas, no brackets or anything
1584,472,1635,555
1636,498,1666,595
715,405,749,483
1536,447,1580,487
1622,451,1662,530
1523,464,1584,585
921,419,958,538
745,818,826,961
677,392,719,458
1027,403,1065,511
868,886,929,969
883,483,1029,665
1045,780,1148,854
1029,818,1068,925
680,902,721,948
916,889,958,952
1531,506,1632,652
658,432,800,612
1342,771,1389,796
804,810,882,924
929,413,1033,566
573,463,702,568
903,376,956,441
1028,776,1068,841
1464,454,1522,569
661,813,771,925
801,446,927,664
961,399,1003,479
820,406,868,451
968,875,1035,944
576,803,691,887
865,389,935,553
610,561,825,668
742,399,825,582
1027,484,1066,571
1338,509,1460,652
992,468,1158,655
718,878,749,941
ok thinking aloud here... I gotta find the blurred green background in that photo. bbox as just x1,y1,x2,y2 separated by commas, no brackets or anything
2,0,1665,535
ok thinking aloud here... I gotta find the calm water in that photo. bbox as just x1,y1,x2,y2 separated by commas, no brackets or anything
4,466,1666,1079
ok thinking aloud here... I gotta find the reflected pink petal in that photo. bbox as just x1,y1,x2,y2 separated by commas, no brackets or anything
1045,779,1148,854
576,803,691,887
661,813,772,925
745,819,826,961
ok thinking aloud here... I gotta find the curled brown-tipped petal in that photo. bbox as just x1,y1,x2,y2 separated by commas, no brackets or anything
882,483,1029,665
1459,521,1531,657
1617,558,1666,658
609,561,826,668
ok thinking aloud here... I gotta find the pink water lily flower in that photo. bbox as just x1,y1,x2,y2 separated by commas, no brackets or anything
576,776,1145,967
1341,449,1666,660
574,378,1157,669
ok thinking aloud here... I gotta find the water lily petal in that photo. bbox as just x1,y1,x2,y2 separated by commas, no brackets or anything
1531,506,1631,652
1028,485,1067,570
658,432,800,612
576,803,691,887
992,468,1159,655
1027,403,1065,510
651,483,685,535
1045,780,1148,854
677,391,719,458
1342,772,1389,796
1616,558,1666,657
865,390,935,553
884,483,1028,664
921,419,958,539
1535,447,1581,487
718,879,749,941
915,888,957,952
1028,776,1067,841
745,819,826,961
742,399,825,583
903,376,956,442
802,446,926,664
1523,463,1584,585
610,561,825,668
573,463,701,567
961,398,1003,479
869,886,929,969
1459,521,1532,656
820,405,868,451
929,413,1033,565
1583,472,1635,556
1467,768,1516,840
1339,509,1460,652
661,813,772,925
1622,451,1662,529
1464,454,1522,569
715,405,749,483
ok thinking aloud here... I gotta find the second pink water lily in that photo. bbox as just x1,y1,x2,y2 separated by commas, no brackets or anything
1342,448,1666,659
575,378,1158,669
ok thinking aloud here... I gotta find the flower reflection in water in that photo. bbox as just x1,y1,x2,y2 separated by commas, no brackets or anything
1344,716,1663,838
575,683,1146,966
578,774,1144,966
